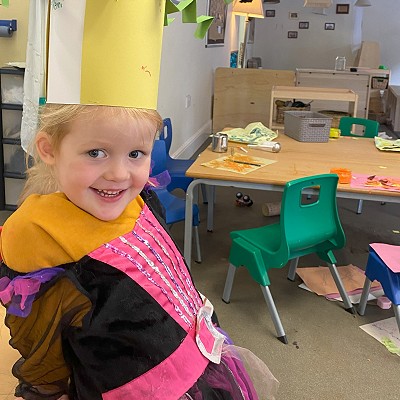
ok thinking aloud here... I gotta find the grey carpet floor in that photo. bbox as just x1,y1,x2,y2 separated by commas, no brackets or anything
171,185,400,400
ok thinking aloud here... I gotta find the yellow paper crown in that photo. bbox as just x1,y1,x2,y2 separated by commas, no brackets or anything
46,0,233,109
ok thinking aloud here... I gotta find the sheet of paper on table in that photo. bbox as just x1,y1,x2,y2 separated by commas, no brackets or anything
201,154,277,175
351,173,400,193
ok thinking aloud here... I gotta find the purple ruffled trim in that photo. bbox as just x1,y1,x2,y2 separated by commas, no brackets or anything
144,163,171,192
0,267,64,317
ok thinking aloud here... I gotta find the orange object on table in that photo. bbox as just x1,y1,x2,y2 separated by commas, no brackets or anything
330,168,352,184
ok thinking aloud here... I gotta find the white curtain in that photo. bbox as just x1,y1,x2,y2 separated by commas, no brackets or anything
21,0,48,153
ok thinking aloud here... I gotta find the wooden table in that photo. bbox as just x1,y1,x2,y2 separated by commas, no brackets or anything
269,85,358,130
184,134,399,267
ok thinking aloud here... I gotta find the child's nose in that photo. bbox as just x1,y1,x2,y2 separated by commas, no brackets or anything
104,160,130,181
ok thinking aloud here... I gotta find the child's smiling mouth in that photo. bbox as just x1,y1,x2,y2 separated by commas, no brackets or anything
93,188,125,198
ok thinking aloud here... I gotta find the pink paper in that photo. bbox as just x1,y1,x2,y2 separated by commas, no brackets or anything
351,173,400,193
370,243,400,273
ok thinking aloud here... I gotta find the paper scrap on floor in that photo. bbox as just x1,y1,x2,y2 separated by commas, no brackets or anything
360,317,400,356
202,154,276,175
351,173,400,193
222,122,278,144
296,264,382,304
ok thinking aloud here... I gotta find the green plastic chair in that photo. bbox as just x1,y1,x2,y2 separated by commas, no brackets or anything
222,174,355,344
338,117,379,138
338,117,380,214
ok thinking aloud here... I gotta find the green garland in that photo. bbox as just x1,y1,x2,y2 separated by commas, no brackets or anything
0,0,235,39
165,0,234,39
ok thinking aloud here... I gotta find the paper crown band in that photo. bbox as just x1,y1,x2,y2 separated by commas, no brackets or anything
45,0,233,109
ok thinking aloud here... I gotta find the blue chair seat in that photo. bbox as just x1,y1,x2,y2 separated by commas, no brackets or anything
358,244,400,333
151,139,202,263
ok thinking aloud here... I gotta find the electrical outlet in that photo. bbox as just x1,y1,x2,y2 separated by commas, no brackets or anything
185,95,191,108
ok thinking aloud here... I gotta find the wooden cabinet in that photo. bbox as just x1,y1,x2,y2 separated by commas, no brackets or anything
0,67,26,210
296,68,390,119
386,85,400,132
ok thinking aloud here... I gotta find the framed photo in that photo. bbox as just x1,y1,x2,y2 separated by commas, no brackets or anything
206,0,228,47
289,12,298,20
265,10,275,17
299,21,309,29
336,4,350,14
325,22,335,30
288,31,298,39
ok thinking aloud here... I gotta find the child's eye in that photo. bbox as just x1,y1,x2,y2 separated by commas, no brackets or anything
88,149,106,158
129,150,144,159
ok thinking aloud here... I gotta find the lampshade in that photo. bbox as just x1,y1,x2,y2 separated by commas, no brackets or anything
232,0,264,18
354,0,371,6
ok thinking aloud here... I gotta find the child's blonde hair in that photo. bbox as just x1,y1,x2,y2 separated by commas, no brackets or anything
19,104,163,205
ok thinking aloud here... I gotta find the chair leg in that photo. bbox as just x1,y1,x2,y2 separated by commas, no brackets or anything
358,277,372,315
207,185,216,232
287,257,299,281
193,226,202,264
393,305,400,334
356,199,363,214
260,285,288,344
327,262,356,313
200,184,208,204
222,264,237,303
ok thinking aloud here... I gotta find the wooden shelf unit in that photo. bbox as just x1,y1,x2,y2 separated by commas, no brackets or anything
269,86,358,130
296,68,390,119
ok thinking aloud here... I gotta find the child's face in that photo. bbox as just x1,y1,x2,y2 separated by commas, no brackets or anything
50,111,156,221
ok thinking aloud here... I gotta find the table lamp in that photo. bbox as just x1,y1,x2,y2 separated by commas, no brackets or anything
232,0,264,68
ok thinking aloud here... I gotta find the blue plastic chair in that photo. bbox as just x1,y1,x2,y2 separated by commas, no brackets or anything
151,139,201,263
160,118,195,193
160,118,207,203
222,174,355,343
358,244,400,333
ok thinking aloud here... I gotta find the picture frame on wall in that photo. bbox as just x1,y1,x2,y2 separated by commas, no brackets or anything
325,22,335,30
288,31,298,39
336,4,350,14
289,12,298,20
265,10,275,17
299,21,309,29
206,0,228,47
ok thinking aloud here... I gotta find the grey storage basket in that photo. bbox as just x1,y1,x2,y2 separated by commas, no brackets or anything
284,111,332,142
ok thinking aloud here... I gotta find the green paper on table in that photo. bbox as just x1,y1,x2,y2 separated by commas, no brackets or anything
222,122,278,144
374,136,400,151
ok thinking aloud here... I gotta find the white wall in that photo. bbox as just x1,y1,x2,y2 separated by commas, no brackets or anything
254,1,360,70
362,0,400,85
157,1,234,158
253,1,400,80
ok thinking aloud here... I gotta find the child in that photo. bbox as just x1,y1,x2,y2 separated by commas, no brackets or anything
0,103,278,400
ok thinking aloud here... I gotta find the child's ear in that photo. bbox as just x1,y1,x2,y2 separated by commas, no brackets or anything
36,132,56,165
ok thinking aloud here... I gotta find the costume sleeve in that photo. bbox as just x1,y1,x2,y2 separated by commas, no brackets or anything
5,276,91,399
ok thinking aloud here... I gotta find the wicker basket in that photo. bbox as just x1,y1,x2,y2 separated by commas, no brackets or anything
284,111,332,142
276,105,311,124
318,110,350,128
371,77,389,90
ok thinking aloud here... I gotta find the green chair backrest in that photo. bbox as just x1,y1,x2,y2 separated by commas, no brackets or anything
280,174,345,259
338,117,379,138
